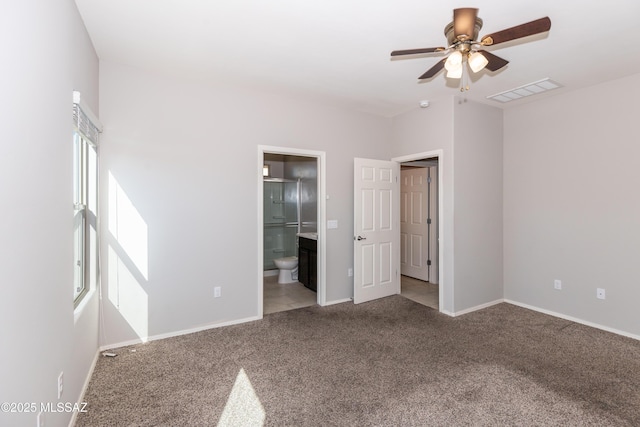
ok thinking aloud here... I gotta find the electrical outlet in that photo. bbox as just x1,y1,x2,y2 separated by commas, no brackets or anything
348,268,353,277
214,287,221,298
57,372,63,399
554,279,562,290
597,288,606,300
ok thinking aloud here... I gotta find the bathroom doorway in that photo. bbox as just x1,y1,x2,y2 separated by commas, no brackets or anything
257,146,326,317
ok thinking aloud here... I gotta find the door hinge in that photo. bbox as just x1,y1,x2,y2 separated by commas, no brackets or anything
427,218,432,224
427,176,432,183
427,260,432,266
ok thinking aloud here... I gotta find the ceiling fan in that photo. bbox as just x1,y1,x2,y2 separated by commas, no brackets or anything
391,8,551,86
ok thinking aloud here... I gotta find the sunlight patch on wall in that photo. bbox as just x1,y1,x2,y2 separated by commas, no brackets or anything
218,368,266,426
107,170,150,341
108,245,149,340
108,171,149,279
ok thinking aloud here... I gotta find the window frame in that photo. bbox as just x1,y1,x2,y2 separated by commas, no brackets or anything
72,92,101,308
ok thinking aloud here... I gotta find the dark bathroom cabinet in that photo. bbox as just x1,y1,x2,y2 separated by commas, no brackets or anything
298,237,317,292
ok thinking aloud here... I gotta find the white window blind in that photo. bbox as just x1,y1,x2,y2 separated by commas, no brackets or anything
72,91,102,144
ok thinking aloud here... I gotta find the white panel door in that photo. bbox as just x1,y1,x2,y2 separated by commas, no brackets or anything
400,168,429,281
353,158,400,304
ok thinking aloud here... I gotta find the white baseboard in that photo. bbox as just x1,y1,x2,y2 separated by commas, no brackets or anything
451,298,504,317
99,315,261,351
68,349,100,427
505,299,640,341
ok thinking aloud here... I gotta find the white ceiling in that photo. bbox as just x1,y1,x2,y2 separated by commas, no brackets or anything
74,0,640,117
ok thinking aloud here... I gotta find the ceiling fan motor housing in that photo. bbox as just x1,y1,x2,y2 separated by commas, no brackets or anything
444,17,483,46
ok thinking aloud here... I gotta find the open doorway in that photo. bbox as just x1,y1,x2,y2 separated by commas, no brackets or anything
257,146,326,318
399,158,438,309
393,150,444,312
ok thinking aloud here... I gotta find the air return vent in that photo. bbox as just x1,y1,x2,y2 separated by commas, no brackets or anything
487,78,562,103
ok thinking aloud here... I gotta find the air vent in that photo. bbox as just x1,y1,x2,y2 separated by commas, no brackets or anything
487,78,562,103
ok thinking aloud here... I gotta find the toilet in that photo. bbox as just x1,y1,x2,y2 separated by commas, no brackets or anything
273,256,298,284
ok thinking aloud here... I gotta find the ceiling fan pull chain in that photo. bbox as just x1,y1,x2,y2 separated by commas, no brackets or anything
465,62,470,91
460,62,470,92
463,68,467,92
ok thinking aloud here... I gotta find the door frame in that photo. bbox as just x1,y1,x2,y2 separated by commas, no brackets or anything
392,150,444,312
257,145,327,318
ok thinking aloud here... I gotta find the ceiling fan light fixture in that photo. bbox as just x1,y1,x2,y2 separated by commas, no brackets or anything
444,51,463,71
446,65,463,79
468,51,488,73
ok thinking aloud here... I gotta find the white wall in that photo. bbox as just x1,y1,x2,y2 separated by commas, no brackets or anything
0,1,100,426
504,73,640,337
453,100,503,311
98,61,392,347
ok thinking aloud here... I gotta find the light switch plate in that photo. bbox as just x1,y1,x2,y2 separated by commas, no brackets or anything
327,220,338,229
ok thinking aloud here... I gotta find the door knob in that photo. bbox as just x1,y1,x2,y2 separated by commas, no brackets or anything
356,236,366,241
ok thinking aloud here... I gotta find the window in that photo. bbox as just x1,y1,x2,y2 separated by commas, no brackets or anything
73,92,100,307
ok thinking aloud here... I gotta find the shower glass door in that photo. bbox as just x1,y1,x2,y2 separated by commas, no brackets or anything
264,180,298,270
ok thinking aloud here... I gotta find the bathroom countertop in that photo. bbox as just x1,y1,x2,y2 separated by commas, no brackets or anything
297,232,318,241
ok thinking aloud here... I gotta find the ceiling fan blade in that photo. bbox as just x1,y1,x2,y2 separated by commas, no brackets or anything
391,47,446,56
478,50,509,71
418,59,446,80
481,17,551,46
453,8,479,40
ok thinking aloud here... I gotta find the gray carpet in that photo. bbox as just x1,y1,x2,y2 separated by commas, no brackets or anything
77,296,640,426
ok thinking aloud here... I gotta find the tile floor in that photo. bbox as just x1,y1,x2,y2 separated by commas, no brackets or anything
263,273,439,314
263,274,317,314
400,275,439,310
